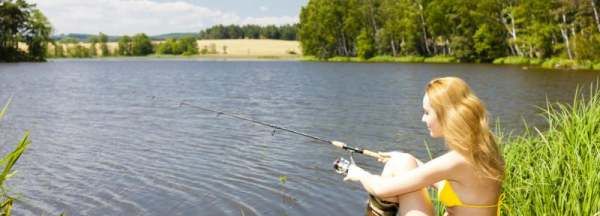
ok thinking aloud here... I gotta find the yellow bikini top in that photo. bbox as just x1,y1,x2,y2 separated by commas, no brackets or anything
438,180,503,215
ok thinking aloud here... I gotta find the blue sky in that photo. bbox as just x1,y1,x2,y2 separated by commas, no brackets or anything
28,0,308,35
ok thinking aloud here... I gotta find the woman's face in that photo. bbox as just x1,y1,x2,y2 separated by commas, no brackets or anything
422,94,443,138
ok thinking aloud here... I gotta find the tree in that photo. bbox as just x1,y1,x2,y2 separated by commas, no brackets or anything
356,28,375,59
88,35,98,56
24,9,52,61
98,32,110,56
131,33,153,56
117,35,132,56
0,0,53,62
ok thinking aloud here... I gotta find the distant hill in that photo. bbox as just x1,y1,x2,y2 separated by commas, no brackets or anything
51,32,199,42
151,33,198,40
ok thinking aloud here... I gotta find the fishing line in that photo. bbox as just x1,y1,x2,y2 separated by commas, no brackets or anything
148,95,386,160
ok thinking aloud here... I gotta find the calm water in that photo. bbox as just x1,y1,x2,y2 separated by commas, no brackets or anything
0,60,598,215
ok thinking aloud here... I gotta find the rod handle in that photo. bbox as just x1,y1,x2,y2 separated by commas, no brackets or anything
362,149,387,161
331,140,346,149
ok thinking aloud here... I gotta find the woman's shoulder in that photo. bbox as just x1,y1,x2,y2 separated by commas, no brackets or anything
437,151,468,165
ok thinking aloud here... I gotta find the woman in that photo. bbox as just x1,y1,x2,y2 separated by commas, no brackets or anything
342,77,504,216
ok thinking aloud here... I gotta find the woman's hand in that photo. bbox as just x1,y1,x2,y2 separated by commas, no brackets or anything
343,164,370,182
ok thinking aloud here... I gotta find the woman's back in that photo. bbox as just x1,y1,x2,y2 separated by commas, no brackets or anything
443,151,502,216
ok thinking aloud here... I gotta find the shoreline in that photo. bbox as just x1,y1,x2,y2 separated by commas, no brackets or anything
42,54,600,72
47,54,303,61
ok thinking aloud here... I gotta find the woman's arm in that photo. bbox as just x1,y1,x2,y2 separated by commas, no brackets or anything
354,152,462,198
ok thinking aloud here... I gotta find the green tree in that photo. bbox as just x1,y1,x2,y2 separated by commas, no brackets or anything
356,28,375,59
88,35,98,56
24,9,52,61
131,33,153,56
0,0,53,62
98,32,110,56
178,36,198,55
117,35,132,56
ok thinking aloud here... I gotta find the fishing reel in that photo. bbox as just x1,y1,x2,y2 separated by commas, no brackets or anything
333,154,354,176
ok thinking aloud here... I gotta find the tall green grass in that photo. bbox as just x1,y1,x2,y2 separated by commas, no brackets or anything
0,99,31,216
501,83,600,215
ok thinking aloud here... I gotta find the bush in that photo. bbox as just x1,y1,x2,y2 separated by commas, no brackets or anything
367,55,396,62
493,56,530,65
424,56,457,63
542,58,577,69
327,56,352,62
393,55,424,63
300,55,319,61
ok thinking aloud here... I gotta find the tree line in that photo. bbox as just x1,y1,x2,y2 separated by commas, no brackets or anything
0,0,52,62
199,24,298,40
48,33,201,58
299,0,600,63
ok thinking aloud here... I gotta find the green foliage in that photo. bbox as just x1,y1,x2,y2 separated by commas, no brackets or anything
541,58,577,69
131,33,153,56
493,56,530,65
356,29,375,59
199,24,297,40
300,55,320,61
156,36,198,56
0,99,31,216
66,44,91,58
98,32,110,56
117,35,132,56
0,1,53,62
367,55,396,62
574,33,600,61
299,0,600,64
502,84,600,215
423,56,457,63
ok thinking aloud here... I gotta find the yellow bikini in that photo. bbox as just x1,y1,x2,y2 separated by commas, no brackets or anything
438,180,503,215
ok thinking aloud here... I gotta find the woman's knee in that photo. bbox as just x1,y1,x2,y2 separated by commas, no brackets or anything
382,153,419,177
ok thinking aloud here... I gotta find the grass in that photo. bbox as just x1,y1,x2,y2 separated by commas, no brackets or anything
493,56,532,65
500,82,600,215
0,98,31,216
491,56,600,70
424,56,457,63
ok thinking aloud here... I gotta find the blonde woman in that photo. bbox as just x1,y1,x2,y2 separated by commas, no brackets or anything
341,77,504,216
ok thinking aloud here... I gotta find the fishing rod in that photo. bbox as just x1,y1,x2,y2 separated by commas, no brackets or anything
152,96,387,160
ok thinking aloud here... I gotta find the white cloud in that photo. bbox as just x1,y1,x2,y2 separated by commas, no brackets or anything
259,6,269,12
28,0,298,35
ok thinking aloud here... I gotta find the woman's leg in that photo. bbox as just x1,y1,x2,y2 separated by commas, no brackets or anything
380,154,433,216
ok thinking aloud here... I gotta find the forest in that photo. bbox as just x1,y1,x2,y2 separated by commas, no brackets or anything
299,0,600,64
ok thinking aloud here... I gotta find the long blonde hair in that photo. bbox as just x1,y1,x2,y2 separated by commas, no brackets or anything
425,77,504,181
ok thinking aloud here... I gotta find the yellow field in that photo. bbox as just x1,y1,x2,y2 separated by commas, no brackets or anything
45,39,302,59
196,39,301,57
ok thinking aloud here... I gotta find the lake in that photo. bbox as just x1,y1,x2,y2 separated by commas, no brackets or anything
0,59,598,215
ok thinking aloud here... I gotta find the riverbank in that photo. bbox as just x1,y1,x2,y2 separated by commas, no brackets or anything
302,55,600,71
493,56,600,70
500,83,600,215
301,55,458,63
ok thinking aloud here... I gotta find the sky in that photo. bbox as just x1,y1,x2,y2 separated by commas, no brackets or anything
28,0,308,36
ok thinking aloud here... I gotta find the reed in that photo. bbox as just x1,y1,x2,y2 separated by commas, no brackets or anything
501,82,600,215
0,99,31,216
